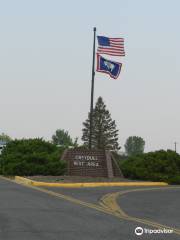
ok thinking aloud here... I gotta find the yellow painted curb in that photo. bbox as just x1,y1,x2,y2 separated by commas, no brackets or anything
15,176,168,188
15,176,34,185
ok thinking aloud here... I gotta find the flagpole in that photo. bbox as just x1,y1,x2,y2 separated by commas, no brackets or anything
89,27,96,149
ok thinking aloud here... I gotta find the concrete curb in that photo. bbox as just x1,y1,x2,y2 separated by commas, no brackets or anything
15,176,34,185
15,176,169,188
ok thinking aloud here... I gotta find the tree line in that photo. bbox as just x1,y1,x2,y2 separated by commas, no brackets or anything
0,97,145,155
0,96,179,184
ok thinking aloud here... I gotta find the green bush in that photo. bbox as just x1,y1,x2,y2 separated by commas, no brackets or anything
168,175,180,185
0,138,67,176
120,150,180,184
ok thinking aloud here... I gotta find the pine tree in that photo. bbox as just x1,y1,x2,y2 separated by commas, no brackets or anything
82,97,120,150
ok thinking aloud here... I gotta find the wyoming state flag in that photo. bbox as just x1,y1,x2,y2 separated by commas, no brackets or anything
96,54,122,79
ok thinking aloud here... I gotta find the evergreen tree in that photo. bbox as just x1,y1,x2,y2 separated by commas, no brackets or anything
82,97,120,150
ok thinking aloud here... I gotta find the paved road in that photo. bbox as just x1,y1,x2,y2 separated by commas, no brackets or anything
118,187,180,229
0,177,180,240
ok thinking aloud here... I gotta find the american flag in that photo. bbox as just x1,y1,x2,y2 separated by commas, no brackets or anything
97,36,125,57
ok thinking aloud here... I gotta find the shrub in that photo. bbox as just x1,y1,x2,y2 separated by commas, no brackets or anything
120,150,180,184
0,138,67,176
168,175,180,185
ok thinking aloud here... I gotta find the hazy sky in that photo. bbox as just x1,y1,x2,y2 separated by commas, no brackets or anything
0,0,179,153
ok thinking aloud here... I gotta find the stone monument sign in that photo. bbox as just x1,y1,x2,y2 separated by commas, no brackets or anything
61,149,123,178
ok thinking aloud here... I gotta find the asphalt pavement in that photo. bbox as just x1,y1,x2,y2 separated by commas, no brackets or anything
0,176,180,240
118,187,180,229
